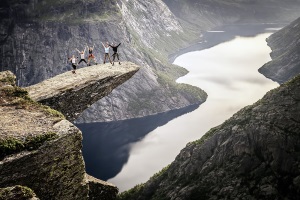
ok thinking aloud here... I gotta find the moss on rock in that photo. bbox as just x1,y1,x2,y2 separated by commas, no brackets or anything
0,185,37,200
117,184,145,200
0,132,59,160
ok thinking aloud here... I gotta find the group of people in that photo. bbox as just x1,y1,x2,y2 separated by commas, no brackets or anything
69,42,121,74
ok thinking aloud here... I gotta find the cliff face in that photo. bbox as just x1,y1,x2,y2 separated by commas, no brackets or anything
118,75,300,200
2,0,300,123
0,71,118,199
259,16,300,84
0,0,206,123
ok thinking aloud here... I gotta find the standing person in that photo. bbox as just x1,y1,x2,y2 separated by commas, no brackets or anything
109,42,121,66
68,55,77,74
87,44,97,66
76,47,88,66
101,42,112,64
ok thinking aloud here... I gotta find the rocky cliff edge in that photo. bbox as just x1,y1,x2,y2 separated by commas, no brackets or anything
0,71,119,199
26,62,139,121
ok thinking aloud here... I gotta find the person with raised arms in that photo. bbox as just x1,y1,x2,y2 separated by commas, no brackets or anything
87,44,97,66
76,47,88,66
109,42,121,66
101,42,112,64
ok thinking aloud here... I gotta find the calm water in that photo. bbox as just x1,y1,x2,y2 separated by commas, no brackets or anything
78,25,280,192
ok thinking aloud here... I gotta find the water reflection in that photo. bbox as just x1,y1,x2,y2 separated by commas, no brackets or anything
109,26,279,191
76,104,200,180
169,24,284,63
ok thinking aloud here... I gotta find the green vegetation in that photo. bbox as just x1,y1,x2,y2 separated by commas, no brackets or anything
127,71,206,116
1,86,29,100
117,184,145,200
157,72,207,101
41,105,65,119
0,132,59,160
190,125,221,145
1,84,65,119
149,164,170,181
118,165,170,200
0,185,35,200
0,76,16,86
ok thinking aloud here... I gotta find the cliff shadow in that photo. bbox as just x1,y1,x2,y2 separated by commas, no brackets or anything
76,103,200,181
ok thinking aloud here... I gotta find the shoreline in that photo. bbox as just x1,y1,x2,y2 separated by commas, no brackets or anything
168,23,286,63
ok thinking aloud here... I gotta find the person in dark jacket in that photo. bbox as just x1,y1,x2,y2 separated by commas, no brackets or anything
109,42,121,66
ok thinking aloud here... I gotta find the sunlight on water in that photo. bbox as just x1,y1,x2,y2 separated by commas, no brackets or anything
109,33,279,192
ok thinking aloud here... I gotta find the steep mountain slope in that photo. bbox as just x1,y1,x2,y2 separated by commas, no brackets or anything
118,74,300,200
0,0,206,123
259,16,300,83
1,0,300,122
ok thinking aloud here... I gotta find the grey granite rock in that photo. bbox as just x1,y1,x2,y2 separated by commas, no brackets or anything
26,62,139,121
259,16,300,83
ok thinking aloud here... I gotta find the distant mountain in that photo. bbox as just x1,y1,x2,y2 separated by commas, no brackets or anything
259,16,300,83
163,0,300,27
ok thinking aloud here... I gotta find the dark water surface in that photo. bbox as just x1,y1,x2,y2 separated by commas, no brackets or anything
77,24,281,191
76,104,200,180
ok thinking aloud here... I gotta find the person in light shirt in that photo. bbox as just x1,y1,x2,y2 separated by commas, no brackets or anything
68,55,77,74
76,47,88,66
101,42,112,64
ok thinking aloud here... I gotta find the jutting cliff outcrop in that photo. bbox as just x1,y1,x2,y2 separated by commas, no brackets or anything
259,16,300,84
26,62,139,121
0,70,130,199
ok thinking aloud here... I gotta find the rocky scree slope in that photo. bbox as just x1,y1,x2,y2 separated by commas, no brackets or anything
0,0,207,123
259,16,300,84
0,71,118,199
26,62,139,121
118,75,300,200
